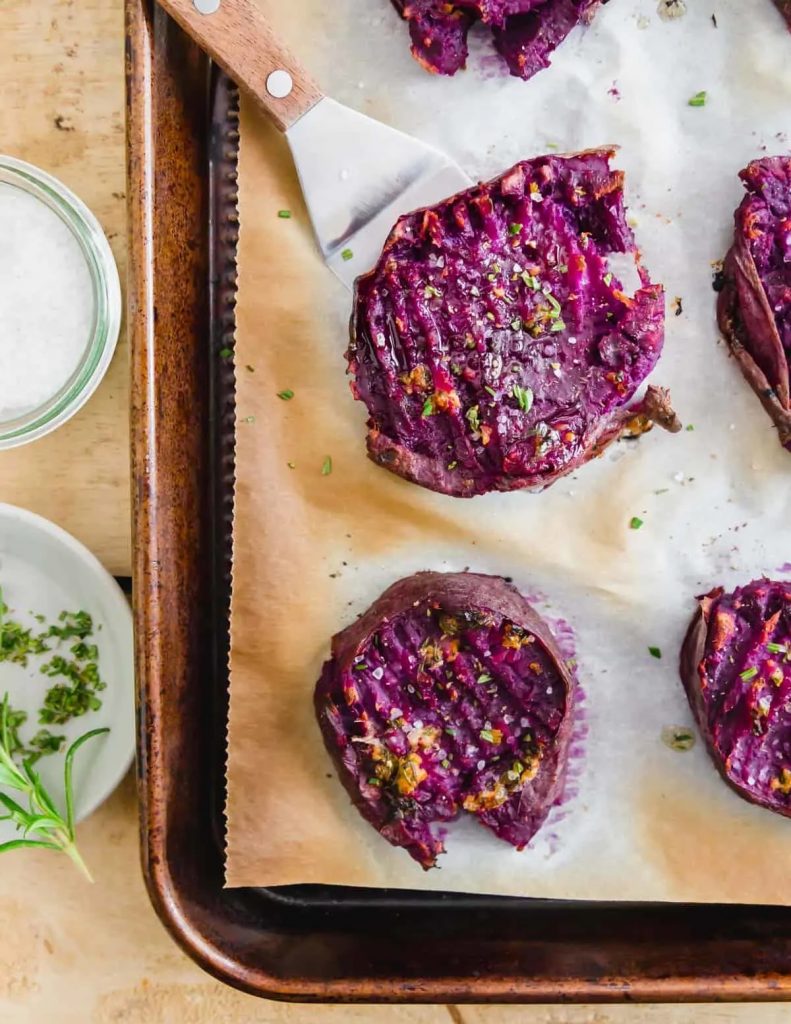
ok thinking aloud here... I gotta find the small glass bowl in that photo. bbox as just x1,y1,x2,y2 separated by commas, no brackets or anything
0,156,121,450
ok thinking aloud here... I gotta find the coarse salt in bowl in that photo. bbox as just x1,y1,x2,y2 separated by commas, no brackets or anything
0,156,121,449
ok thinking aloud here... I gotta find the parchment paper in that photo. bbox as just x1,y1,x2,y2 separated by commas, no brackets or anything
225,0,791,899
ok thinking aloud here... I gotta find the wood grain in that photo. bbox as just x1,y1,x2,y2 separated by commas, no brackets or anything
0,0,131,576
158,0,323,131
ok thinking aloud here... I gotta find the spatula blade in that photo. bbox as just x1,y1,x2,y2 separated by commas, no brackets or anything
286,98,471,290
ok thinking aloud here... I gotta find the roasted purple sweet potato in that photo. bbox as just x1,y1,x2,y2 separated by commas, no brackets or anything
680,579,791,817
391,0,604,80
349,149,678,498
314,572,574,868
718,156,791,451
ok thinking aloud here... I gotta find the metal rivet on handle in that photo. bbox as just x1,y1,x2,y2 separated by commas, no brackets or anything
266,70,294,99
194,0,220,13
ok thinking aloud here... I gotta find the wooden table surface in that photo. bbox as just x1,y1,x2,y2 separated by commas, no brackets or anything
0,1,788,1020
0,0,131,577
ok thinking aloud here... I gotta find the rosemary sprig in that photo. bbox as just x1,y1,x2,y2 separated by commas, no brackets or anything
0,694,108,881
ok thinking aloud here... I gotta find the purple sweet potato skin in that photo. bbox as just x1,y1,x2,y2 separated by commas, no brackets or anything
391,0,603,79
717,156,791,451
349,149,675,498
314,572,574,868
680,579,791,817
391,1,475,76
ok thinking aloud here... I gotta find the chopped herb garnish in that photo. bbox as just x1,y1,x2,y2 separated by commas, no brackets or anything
521,272,540,291
321,455,333,476
39,656,106,726
421,397,435,418
603,272,613,287
477,673,492,684
686,424,694,431
740,666,758,681
558,264,568,273
508,223,522,236
25,729,66,762
767,642,787,654
0,596,107,737
367,777,381,787
649,646,662,659
466,406,481,433
661,726,696,752
424,284,442,298
277,389,294,401
688,91,707,107
0,618,49,665
550,320,566,333
629,516,644,530
219,347,233,359
512,384,534,414
49,611,93,641
484,386,497,398
771,668,785,686
480,729,496,743
547,294,562,317
70,641,98,661
277,209,292,218
510,317,523,331
341,248,354,262
244,415,255,424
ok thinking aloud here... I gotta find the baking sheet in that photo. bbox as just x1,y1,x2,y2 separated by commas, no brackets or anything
225,0,791,899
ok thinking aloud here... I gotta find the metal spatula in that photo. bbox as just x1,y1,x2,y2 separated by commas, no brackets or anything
158,0,471,288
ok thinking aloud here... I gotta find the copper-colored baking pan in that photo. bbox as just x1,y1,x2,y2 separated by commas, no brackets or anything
126,0,791,1002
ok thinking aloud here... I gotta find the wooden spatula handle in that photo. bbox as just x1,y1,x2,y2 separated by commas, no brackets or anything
157,0,323,131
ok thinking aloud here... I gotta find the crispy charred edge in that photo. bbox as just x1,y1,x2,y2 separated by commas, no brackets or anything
717,241,791,452
350,150,674,497
393,0,604,79
313,664,443,868
352,146,621,301
678,588,721,749
679,586,791,820
363,382,680,498
349,147,627,352
330,571,573,669
580,0,605,25
315,572,575,867
391,0,474,76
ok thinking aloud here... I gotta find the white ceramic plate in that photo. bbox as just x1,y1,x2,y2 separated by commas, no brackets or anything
0,503,133,840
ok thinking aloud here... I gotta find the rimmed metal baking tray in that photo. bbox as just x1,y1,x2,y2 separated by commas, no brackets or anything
126,0,791,1001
